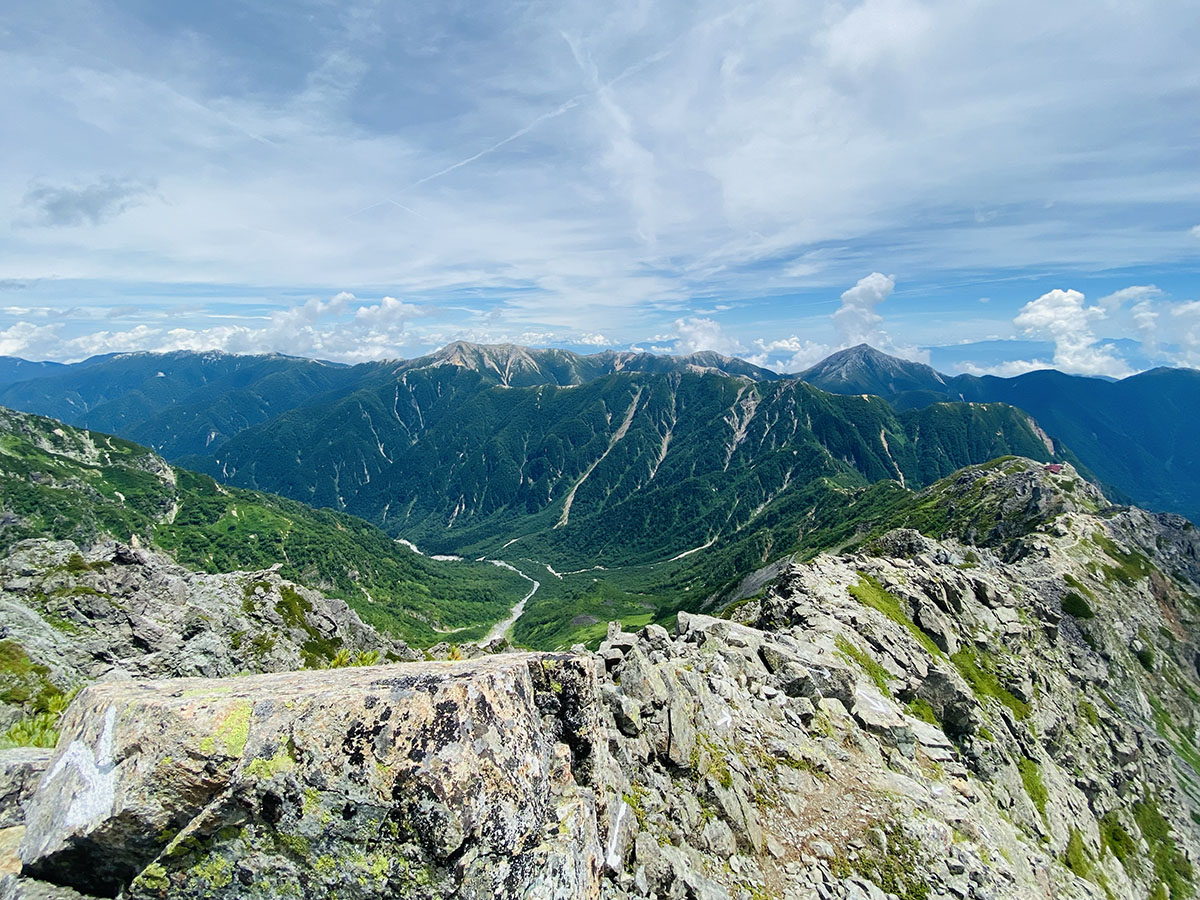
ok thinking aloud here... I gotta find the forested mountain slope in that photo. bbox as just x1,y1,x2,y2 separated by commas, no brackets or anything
800,345,1200,521
0,407,528,645
189,368,1067,569
0,351,357,459
3,340,1194,556
0,344,777,462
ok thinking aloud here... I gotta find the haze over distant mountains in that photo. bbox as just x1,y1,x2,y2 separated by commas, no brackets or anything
800,344,1200,521
0,341,1196,529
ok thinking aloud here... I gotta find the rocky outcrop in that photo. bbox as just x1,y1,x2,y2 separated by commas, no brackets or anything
0,539,413,733
12,654,604,900
590,498,1200,899
3,461,1200,900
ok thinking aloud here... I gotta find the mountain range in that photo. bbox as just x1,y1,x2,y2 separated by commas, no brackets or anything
800,344,1200,519
4,441,1200,900
1,341,1195,526
0,365,1065,649
2,344,1200,900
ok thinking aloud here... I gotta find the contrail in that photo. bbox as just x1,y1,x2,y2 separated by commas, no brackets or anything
362,37,678,208
347,6,740,220
407,94,589,190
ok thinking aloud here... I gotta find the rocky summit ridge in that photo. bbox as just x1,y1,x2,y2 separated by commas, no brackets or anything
0,458,1198,900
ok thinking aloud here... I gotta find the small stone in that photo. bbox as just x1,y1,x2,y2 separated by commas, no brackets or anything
810,839,836,860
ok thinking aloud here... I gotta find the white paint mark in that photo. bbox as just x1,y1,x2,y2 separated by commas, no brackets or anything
44,706,118,832
605,799,631,872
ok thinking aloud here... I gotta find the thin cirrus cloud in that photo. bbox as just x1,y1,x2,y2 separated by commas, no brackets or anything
0,0,1196,366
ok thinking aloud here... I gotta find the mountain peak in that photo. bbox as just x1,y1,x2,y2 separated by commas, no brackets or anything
799,344,947,395
411,341,780,386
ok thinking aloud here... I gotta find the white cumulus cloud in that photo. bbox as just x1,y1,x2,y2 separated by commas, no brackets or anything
1013,288,1132,377
746,337,834,373
1168,301,1200,369
0,293,436,363
672,317,745,356
1096,284,1160,313
832,272,895,347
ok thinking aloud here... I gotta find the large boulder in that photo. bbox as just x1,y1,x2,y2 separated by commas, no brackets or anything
18,654,604,900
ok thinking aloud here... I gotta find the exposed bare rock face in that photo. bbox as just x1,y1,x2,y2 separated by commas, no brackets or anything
13,654,603,899
3,460,1200,900
0,538,413,732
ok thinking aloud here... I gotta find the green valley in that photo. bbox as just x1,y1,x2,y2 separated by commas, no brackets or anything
0,408,529,646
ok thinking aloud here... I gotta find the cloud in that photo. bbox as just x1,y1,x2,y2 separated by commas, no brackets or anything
0,293,430,363
0,291,640,363
2,4,1198,316
0,2,1197,358
741,273,940,372
832,272,894,347
672,317,744,356
1166,301,1200,369
826,272,929,363
0,322,62,357
1191,225,1200,239
1096,284,1160,313
1080,291,1200,371
1013,289,1132,377
1131,299,1160,357
19,178,156,227
822,0,934,73
956,358,1055,377
746,336,834,372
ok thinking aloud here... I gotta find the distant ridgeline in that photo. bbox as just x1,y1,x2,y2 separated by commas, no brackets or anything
0,342,1195,647
798,344,1200,522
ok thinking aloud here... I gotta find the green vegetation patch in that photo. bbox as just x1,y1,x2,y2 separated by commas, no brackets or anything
1065,828,1091,877
848,574,944,660
1137,645,1157,672
1090,532,1155,586
1063,573,1095,600
906,697,941,726
0,691,73,749
1079,700,1099,728
1133,792,1194,900
0,639,63,713
831,820,930,900
1149,693,1200,776
950,645,1029,720
1061,591,1095,619
1018,758,1048,821
1099,811,1137,870
835,635,892,696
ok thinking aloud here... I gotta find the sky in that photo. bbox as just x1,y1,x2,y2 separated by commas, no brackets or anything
1,0,1198,376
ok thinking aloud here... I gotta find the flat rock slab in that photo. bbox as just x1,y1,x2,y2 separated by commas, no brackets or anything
19,654,603,900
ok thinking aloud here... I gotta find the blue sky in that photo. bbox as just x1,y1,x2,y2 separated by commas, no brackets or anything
1,0,1198,374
